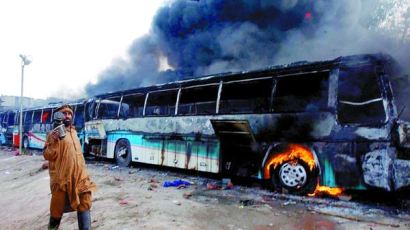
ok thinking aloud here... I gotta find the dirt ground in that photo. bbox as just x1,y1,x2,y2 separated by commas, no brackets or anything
0,147,409,230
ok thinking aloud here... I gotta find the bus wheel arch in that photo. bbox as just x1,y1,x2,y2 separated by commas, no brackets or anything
114,138,132,167
263,143,319,195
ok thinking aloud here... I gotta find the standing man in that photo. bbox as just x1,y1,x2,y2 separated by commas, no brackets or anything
44,104,96,230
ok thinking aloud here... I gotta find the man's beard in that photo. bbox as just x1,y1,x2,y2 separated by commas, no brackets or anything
63,119,72,127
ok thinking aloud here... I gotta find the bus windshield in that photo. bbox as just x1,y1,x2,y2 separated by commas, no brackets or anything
337,65,386,125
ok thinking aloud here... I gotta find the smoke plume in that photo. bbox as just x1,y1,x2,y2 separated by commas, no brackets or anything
85,0,410,117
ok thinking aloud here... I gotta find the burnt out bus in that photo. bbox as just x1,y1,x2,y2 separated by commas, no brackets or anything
13,100,86,150
83,53,410,195
13,105,56,149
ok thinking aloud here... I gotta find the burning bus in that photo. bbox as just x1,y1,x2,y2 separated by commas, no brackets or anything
83,53,410,195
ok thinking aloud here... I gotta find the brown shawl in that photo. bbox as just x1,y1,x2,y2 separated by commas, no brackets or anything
44,126,96,210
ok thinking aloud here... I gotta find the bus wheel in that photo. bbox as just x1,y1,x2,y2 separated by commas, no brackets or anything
23,137,29,149
272,159,317,195
114,139,131,167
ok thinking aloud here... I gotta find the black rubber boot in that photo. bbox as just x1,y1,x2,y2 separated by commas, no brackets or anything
77,210,91,230
48,217,61,230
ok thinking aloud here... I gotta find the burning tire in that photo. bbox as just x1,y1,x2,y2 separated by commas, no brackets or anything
114,139,131,167
271,159,317,195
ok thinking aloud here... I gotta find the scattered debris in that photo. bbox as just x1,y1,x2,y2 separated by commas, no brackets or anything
172,200,181,205
149,178,159,183
309,208,401,228
283,201,296,206
110,165,119,170
148,183,158,191
119,199,128,205
163,179,191,187
206,180,234,190
239,199,255,207
183,192,192,199
206,183,221,190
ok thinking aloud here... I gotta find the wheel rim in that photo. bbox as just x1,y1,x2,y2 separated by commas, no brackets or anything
117,145,128,160
278,162,307,188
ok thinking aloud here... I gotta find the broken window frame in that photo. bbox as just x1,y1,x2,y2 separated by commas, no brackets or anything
41,108,53,124
32,109,42,124
336,64,388,126
85,99,98,121
95,96,122,120
271,70,331,113
218,77,275,114
177,83,220,116
23,111,33,125
120,92,146,119
73,104,85,128
145,88,179,117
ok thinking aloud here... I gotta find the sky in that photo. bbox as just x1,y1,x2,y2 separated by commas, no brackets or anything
0,0,167,99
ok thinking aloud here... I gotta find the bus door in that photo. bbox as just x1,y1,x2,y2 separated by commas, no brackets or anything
211,120,256,175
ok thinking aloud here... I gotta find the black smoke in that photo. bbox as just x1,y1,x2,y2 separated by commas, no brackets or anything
85,0,410,111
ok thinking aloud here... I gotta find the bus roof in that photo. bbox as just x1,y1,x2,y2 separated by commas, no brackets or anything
93,53,395,99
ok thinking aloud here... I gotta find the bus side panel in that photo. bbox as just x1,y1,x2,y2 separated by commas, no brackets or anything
186,141,198,171
312,142,367,190
28,132,47,149
106,131,146,160
28,123,52,149
197,140,220,173
139,138,161,165
166,140,188,169
106,133,117,159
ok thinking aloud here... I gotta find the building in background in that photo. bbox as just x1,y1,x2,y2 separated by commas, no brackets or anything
0,95,61,112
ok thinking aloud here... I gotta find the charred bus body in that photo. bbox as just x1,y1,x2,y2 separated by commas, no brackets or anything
83,53,410,194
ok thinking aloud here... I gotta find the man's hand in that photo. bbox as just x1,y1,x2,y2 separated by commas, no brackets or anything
49,129,60,142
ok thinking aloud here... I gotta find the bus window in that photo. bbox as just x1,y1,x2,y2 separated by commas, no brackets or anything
74,104,84,128
97,97,121,119
32,110,42,124
145,90,178,116
272,72,329,112
85,100,97,121
220,78,272,114
120,93,145,118
337,65,386,125
9,112,16,126
178,85,218,115
24,111,33,125
41,109,52,123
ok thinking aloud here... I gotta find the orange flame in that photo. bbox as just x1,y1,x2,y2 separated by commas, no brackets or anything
263,144,316,178
264,144,344,198
308,185,344,197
